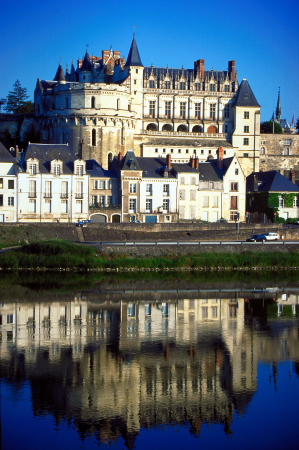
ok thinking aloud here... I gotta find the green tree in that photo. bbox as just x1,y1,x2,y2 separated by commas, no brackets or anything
4,80,33,114
260,121,283,134
0,98,6,112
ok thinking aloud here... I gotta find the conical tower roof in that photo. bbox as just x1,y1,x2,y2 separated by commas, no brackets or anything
81,50,92,71
234,79,260,107
54,63,66,82
275,88,282,121
125,34,143,67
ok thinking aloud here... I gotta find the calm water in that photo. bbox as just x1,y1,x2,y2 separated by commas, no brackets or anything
1,274,299,450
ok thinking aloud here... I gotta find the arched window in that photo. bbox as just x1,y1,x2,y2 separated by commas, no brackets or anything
91,96,95,108
207,125,218,133
92,129,96,146
260,147,266,155
284,147,290,155
177,125,188,132
162,124,173,131
146,123,158,131
192,125,202,133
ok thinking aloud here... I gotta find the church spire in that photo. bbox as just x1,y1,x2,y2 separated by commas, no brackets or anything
125,34,143,67
81,49,92,71
275,87,282,122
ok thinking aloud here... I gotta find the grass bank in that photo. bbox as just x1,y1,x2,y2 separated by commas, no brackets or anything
1,240,299,271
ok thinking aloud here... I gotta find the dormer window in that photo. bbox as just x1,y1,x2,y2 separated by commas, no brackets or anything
29,164,37,175
76,164,84,176
54,164,60,176
149,80,155,88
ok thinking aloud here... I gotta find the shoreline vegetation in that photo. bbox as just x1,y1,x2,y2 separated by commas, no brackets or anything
1,240,299,272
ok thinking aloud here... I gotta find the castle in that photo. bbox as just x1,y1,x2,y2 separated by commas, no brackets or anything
34,35,261,176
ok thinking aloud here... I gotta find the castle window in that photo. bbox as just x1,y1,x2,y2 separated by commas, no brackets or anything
165,101,171,117
224,85,230,92
186,149,189,153
195,103,201,119
224,105,229,118
284,147,290,155
260,147,265,155
136,69,138,73
284,139,292,145
209,104,216,120
180,102,186,119
130,183,137,193
91,96,95,108
209,84,215,91
149,101,156,117
92,129,96,146
243,138,249,145
244,126,249,133
180,82,186,90
149,80,155,88
165,81,171,89
155,148,158,152
244,111,249,119
195,83,200,91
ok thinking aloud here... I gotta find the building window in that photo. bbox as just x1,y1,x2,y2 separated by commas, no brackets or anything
45,199,51,212
230,196,238,209
235,168,239,175
61,181,68,198
163,199,169,212
230,211,239,221
284,139,292,145
165,81,171,89
209,84,215,91
29,199,36,212
165,101,171,117
76,165,84,176
244,111,249,119
190,190,196,201
129,198,136,212
76,200,83,213
61,200,68,213
8,197,14,206
0,178,3,189
224,85,230,92
29,163,37,175
179,189,185,200
146,184,152,195
203,196,209,207
212,306,218,318
98,195,105,206
76,181,83,198
7,314,13,324
202,307,208,318
130,183,137,193
146,199,152,212
260,147,265,155
279,196,284,207
92,129,96,146
180,102,186,119
195,103,201,119
213,196,218,207
149,101,156,117
163,184,169,195
243,138,249,145
180,82,186,90
284,147,290,155
181,177,185,185
195,83,201,91
7,180,14,189
243,153,249,157
45,181,52,198
224,105,229,118
91,96,95,108
210,104,216,120
29,180,36,197
244,126,249,133
53,164,60,176
230,182,238,191
149,80,155,88
293,196,299,207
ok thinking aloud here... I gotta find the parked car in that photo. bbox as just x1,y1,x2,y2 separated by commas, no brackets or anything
76,219,92,227
263,232,279,241
133,220,142,223
246,234,267,242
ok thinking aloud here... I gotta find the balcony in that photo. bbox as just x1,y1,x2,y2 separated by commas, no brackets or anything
28,192,37,198
44,193,52,198
142,130,226,138
75,193,84,199
60,193,69,198
90,203,121,210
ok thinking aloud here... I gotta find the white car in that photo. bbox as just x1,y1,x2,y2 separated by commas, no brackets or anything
263,232,279,241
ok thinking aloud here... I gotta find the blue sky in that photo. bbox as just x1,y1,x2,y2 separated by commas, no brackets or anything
1,0,298,123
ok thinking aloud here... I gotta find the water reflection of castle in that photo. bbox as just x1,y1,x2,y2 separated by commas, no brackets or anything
1,290,299,447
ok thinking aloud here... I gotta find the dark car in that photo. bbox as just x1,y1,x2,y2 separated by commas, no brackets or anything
246,234,267,242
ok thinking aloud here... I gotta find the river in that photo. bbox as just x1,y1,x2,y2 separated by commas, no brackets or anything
1,271,299,450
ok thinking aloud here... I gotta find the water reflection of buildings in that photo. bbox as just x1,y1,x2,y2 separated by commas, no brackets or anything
1,289,299,447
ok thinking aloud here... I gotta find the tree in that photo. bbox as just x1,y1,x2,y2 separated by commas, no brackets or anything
4,80,33,114
0,98,6,112
260,121,283,134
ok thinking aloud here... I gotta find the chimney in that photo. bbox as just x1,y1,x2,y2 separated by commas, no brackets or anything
15,145,20,159
194,59,205,80
166,154,172,170
118,152,123,166
228,60,236,82
289,170,296,184
217,147,224,169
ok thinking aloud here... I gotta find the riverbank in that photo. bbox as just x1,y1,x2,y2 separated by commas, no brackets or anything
1,240,299,272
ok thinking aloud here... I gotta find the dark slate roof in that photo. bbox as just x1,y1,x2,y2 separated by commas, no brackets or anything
144,66,230,82
54,63,66,82
234,79,260,107
136,157,176,179
24,144,78,174
0,142,16,162
125,35,143,67
121,150,143,171
247,171,299,193
144,139,233,147
80,50,92,71
172,163,200,174
86,159,117,178
198,162,223,182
